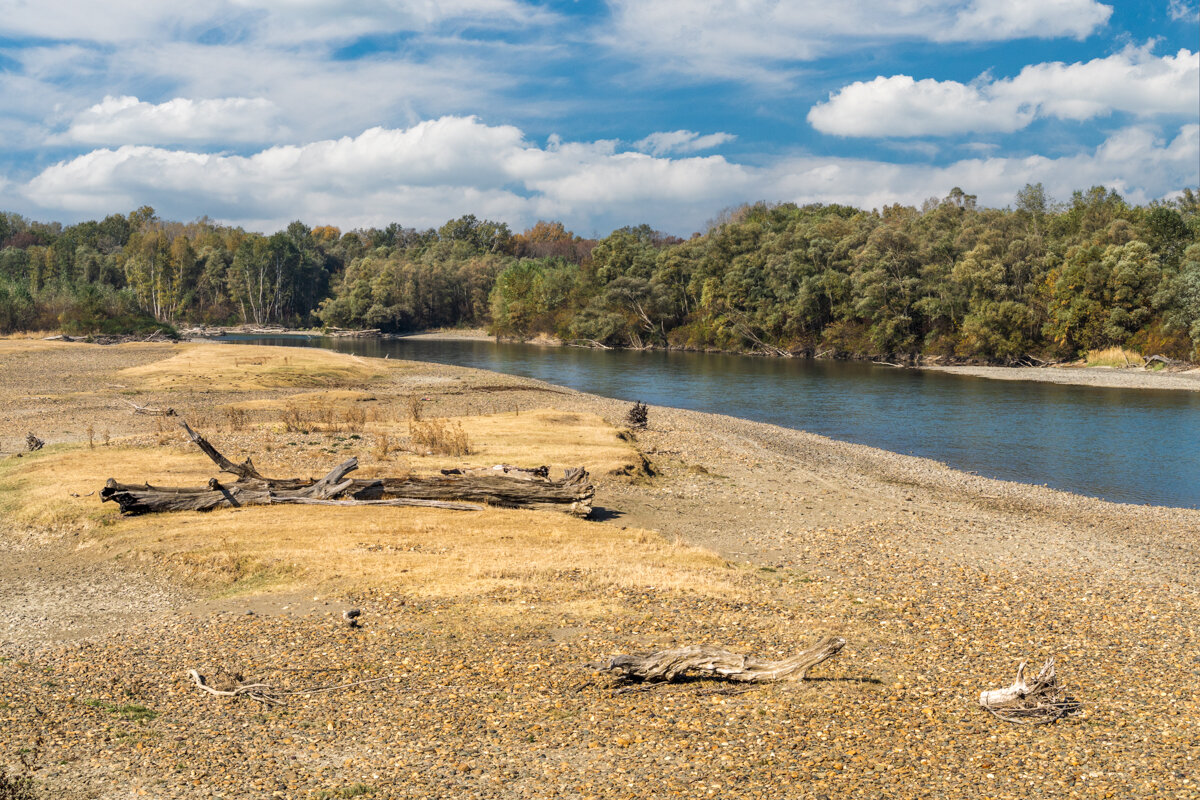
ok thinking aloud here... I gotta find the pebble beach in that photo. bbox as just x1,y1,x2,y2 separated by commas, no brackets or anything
1,339,1198,799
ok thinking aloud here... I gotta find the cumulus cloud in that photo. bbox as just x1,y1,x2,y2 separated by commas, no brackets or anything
605,0,1113,80
633,130,736,156
15,116,1197,235
52,95,284,145
809,46,1198,137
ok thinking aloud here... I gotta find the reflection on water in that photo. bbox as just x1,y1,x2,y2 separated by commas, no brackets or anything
228,335,1200,509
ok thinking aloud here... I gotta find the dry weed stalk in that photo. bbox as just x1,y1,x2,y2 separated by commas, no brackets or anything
280,403,309,434
225,406,250,432
409,418,471,456
86,424,95,449
407,395,423,422
343,405,366,433
374,432,393,461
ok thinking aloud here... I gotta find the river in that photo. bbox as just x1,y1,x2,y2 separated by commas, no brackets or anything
226,335,1200,509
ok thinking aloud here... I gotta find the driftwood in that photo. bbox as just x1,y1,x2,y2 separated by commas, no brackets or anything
122,399,176,416
25,433,44,451
100,421,595,516
187,668,387,706
441,464,550,481
1144,354,1187,368
979,658,1077,724
588,636,846,684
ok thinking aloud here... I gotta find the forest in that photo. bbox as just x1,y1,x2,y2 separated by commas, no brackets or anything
1,184,1198,362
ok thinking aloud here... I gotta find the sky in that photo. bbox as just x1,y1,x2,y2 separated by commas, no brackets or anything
0,0,1197,236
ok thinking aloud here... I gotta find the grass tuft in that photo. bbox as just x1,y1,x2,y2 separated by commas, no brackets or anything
1085,347,1141,368
409,418,471,456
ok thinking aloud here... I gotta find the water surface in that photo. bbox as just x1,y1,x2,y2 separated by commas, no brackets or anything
227,335,1200,509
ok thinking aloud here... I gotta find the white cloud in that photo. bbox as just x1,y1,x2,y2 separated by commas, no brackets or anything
939,0,1111,42
808,76,1032,137
15,116,1197,235
53,95,284,145
1168,0,1199,22
809,46,1198,137
633,130,736,155
605,0,1113,81
0,0,543,44
0,37,525,152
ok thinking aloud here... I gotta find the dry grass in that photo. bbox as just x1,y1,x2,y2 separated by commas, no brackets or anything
119,344,398,390
1085,347,1142,368
0,444,748,613
409,417,471,456
407,409,640,476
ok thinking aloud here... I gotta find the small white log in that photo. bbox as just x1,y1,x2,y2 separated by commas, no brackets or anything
979,658,1073,723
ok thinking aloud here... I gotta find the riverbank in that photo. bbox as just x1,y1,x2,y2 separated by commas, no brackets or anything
927,362,1200,392
3,339,1198,799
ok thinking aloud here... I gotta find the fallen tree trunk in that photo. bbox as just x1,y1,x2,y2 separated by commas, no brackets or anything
101,422,595,516
587,636,846,684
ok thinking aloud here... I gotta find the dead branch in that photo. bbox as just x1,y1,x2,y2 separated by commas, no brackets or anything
979,658,1078,724
588,636,846,684
188,669,389,706
25,433,44,452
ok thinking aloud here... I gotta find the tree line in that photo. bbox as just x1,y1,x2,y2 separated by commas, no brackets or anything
1,184,1197,361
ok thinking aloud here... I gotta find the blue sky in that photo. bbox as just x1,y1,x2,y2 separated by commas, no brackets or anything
0,0,1196,235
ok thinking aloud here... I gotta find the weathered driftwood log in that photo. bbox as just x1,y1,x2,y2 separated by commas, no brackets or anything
102,422,594,516
979,658,1076,724
25,433,44,451
441,464,551,481
1144,354,1186,368
101,458,483,514
122,399,176,416
588,636,846,684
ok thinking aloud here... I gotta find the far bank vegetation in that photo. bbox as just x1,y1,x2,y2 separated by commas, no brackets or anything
2,185,1198,363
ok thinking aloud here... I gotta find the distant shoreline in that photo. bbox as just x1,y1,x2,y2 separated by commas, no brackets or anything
923,363,1200,392
182,325,1200,393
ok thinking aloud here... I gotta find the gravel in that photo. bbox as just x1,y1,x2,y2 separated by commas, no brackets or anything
2,340,1199,799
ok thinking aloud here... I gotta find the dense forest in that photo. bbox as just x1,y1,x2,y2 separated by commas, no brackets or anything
2,184,1198,362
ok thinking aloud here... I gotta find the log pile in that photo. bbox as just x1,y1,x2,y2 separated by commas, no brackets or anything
100,421,595,517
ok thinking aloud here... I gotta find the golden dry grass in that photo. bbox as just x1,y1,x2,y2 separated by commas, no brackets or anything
119,344,398,390
0,444,748,613
218,398,640,478
402,409,639,476
0,338,99,356
1085,346,1142,368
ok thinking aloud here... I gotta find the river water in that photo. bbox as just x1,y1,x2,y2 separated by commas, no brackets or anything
227,335,1200,509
